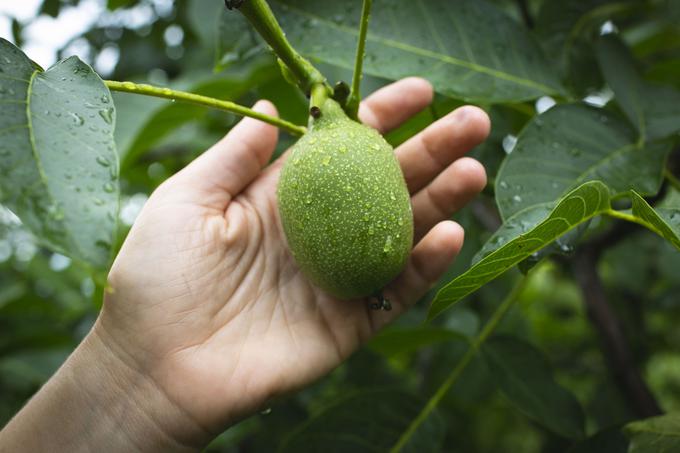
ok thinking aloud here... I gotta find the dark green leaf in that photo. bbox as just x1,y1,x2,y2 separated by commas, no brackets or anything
567,426,628,453
429,181,611,319
367,326,467,357
482,335,585,439
267,0,562,102
630,191,680,250
216,7,264,70
0,39,118,269
495,103,669,221
597,34,680,141
625,413,680,453
535,0,639,95
280,389,444,453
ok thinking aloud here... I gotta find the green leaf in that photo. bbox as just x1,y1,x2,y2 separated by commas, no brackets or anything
566,426,628,453
216,7,264,70
429,181,611,319
495,103,669,221
482,335,585,439
625,413,680,453
535,0,639,95
367,326,467,357
596,34,680,142
267,0,562,102
280,389,444,453
0,39,118,269
630,191,680,250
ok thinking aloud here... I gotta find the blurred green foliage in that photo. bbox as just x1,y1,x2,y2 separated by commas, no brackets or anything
1,0,680,451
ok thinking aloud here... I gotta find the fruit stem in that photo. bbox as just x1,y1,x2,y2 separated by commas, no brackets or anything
104,80,307,136
346,0,372,120
236,0,330,95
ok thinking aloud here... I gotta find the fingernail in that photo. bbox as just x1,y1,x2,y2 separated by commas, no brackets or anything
454,106,470,121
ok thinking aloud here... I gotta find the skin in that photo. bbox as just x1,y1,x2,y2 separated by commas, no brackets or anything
0,78,489,452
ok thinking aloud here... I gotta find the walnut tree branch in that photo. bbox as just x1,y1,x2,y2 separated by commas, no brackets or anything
571,249,662,418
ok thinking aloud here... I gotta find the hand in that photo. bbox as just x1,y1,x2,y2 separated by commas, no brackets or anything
0,78,489,451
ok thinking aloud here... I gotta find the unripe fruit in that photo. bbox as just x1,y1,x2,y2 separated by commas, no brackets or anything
277,99,413,299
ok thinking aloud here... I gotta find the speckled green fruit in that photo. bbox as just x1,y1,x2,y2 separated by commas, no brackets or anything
277,99,413,299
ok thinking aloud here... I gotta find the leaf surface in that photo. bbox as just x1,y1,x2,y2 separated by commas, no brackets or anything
266,0,562,102
0,39,118,268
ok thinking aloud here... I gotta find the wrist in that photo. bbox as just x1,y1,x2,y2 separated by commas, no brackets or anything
1,320,212,452
74,323,211,451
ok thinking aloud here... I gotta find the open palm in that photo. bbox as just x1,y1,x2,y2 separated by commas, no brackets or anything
97,78,489,443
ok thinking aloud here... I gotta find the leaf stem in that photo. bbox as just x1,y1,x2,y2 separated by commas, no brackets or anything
346,0,372,119
604,208,663,236
237,0,329,94
390,276,530,452
664,168,680,192
104,80,306,136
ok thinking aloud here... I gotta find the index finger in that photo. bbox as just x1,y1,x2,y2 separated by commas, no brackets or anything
358,77,433,133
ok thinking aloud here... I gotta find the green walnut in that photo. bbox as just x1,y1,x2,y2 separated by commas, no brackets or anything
277,98,413,300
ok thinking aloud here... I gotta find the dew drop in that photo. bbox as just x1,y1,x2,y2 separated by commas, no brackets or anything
96,155,111,167
383,235,394,254
499,180,509,189
559,242,575,254
47,204,65,221
512,195,522,203
70,112,84,126
99,108,114,124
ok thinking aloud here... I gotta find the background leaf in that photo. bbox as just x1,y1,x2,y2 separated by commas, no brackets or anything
625,413,680,453
266,0,562,102
495,103,669,221
483,335,585,439
280,389,445,453
0,39,118,269
597,34,680,142
368,326,468,358
535,0,640,95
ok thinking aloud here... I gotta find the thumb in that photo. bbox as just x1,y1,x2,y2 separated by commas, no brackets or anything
169,100,280,208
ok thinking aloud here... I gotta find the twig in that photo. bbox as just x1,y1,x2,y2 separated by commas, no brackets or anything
515,0,534,28
105,80,306,136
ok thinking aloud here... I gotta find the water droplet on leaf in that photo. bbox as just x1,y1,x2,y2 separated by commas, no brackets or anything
98,108,114,124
